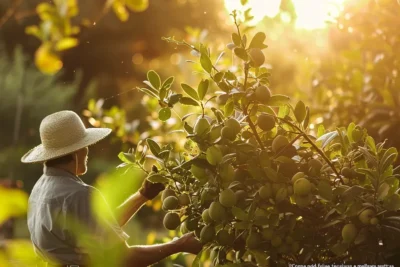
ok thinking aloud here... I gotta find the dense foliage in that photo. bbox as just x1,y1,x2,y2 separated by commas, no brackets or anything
116,13,400,266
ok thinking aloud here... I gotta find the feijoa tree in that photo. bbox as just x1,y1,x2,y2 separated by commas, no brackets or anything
117,12,400,266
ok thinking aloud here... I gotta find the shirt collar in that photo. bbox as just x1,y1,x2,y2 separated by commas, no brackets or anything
43,166,83,182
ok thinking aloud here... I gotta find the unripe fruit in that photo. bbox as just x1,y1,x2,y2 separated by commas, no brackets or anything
225,118,241,134
186,217,200,231
254,85,271,103
262,228,274,240
180,221,188,234
217,229,234,246
201,190,215,206
200,224,215,243
220,164,235,183
191,164,208,181
235,190,247,202
257,113,275,131
163,196,179,210
219,188,237,207
221,126,236,141
209,201,227,222
359,209,375,224
341,167,353,178
259,184,272,200
246,232,262,249
178,194,190,206
294,194,312,208
275,187,288,203
206,146,223,166
272,135,289,153
308,159,323,172
241,130,253,139
161,189,176,202
342,224,358,243
209,125,222,143
163,212,180,230
370,217,379,225
292,172,305,183
194,117,210,136
248,48,265,67
202,209,213,224
271,236,282,247
294,178,312,196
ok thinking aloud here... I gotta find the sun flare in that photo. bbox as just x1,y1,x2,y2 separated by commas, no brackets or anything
224,0,345,29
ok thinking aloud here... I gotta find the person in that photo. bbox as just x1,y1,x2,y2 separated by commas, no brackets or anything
21,110,202,267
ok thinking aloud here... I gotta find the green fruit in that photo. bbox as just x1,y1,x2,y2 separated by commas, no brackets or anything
163,212,180,230
254,85,271,103
225,118,241,134
178,194,190,206
291,172,305,183
272,135,289,153
161,189,176,201
163,196,179,210
209,125,222,143
206,146,223,165
259,184,272,200
285,236,294,244
308,159,323,172
191,164,208,181
262,228,274,240
235,190,247,202
248,48,265,68
342,224,358,243
241,130,253,139
294,194,312,208
209,201,227,222
275,187,288,203
221,126,236,141
220,164,235,183
201,190,215,206
186,217,200,231
180,220,188,234
318,181,333,201
271,236,282,247
287,186,294,195
217,229,234,246
194,117,210,136
219,188,237,207
370,217,379,225
294,178,312,196
202,209,213,224
359,209,375,224
200,224,215,244
246,232,262,249
272,183,284,194
257,113,275,131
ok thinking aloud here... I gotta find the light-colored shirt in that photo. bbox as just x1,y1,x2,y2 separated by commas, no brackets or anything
27,166,129,265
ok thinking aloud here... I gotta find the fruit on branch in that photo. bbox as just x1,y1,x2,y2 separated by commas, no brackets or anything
161,188,176,201
194,117,211,136
359,209,376,224
219,188,237,207
200,224,216,243
217,229,235,246
163,212,181,230
342,224,358,243
341,167,353,178
259,184,272,200
294,178,312,196
248,48,265,67
178,194,190,206
225,118,241,134
191,164,208,181
206,146,223,165
272,135,290,153
202,209,213,224
292,172,306,183
262,228,274,240
221,126,237,141
209,201,227,222
254,85,271,104
370,217,379,225
186,217,200,231
293,194,312,207
308,158,323,173
163,196,179,210
257,113,275,131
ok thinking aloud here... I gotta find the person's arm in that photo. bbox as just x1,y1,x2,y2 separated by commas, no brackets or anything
124,233,202,267
116,192,148,227
116,178,165,227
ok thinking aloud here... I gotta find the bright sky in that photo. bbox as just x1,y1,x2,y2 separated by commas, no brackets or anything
224,0,345,29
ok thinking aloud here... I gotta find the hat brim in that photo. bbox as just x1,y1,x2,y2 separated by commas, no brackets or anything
21,128,112,164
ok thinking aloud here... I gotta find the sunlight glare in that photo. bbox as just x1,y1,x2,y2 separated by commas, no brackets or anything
224,0,345,29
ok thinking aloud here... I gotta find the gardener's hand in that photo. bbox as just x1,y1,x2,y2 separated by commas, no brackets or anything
139,178,165,200
174,233,203,254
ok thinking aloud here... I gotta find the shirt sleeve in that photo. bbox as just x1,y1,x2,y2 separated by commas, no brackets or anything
66,186,129,251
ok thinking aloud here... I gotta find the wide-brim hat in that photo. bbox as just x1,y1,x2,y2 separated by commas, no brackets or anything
21,110,112,163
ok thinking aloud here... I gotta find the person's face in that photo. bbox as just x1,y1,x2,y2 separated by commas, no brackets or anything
75,147,89,175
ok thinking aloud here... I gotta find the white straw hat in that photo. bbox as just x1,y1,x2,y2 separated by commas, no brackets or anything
21,110,112,163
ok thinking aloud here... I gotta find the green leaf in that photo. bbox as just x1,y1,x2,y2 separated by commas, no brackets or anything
294,100,306,123
181,83,199,100
232,33,242,47
118,152,135,163
162,76,175,89
341,185,365,202
158,108,171,121
330,242,349,256
147,139,161,156
147,70,161,89
180,97,199,106
380,147,398,173
198,79,209,100
159,87,167,100
317,124,326,138
249,250,269,266
168,93,182,106
224,99,234,117
231,206,248,221
278,105,290,118
200,52,213,73
266,95,290,106
234,221,250,229
214,72,224,83
303,107,310,129
366,136,377,154
146,173,169,184
248,32,268,49
347,122,356,143
377,183,390,201
233,47,248,61
139,88,159,98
